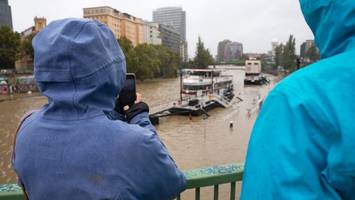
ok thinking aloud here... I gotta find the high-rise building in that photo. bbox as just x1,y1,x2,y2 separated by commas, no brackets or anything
271,41,279,57
217,40,243,62
227,42,243,60
153,7,187,61
217,40,231,62
180,41,188,62
153,7,186,41
300,40,316,58
0,0,13,30
83,6,146,46
300,39,320,64
144,22,162,45
159,24,181,54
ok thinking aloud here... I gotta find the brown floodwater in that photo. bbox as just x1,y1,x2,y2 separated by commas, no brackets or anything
0,70,277,198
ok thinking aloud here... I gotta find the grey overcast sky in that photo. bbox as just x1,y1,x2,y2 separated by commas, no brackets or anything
9,0,314,58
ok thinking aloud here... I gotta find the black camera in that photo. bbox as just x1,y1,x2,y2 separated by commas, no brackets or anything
117,73,136,109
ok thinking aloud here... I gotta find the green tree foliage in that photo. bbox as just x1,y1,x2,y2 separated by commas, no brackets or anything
306,44,320,63
273,35,298,72
118,37,138,74
118,37,133,55
274,44,284,68
193,37,214,68
0,26,21,69
118,38,180,81
20,33,36,60
154,45,179,78
282,35,297,71
134,44,160,80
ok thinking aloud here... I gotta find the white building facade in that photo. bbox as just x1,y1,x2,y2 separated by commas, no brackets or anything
144,22,162,45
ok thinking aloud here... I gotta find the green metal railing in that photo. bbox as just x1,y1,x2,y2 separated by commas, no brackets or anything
0,164,243,200
0,184,22,200
178,164,243,200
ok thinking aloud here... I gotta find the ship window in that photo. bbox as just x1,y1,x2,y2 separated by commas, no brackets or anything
184,85,209,91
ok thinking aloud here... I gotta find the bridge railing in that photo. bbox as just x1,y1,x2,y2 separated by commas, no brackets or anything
177,164,243,200
0,164,244,200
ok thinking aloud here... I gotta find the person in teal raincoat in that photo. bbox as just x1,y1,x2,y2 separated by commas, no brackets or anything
241,0,355,199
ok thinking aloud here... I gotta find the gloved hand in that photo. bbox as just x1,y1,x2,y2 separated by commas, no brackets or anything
114,97,126,115
114,93,149,122
114,93,142,115
125,102,149,122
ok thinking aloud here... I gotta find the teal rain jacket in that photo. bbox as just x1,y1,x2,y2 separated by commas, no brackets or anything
241,0,355,199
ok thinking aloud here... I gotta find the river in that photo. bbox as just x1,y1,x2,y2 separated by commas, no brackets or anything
0,70,278,198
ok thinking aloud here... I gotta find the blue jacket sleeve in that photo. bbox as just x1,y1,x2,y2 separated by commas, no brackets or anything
129,112,156,133
241,86,340,200
124,128,187,200
126,112,187,199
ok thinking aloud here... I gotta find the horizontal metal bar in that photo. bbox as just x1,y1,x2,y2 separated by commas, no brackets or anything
184,164,244,189
0,192,23,200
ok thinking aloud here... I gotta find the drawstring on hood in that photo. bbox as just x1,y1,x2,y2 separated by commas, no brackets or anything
300,0,355,58
33,18,126,120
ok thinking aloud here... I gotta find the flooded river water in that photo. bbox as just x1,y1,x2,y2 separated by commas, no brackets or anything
0,70,278,198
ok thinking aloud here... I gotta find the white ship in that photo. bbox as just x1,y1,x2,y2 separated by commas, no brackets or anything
150,69,236,124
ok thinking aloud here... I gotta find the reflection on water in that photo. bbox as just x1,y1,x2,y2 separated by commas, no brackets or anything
0,70,277,198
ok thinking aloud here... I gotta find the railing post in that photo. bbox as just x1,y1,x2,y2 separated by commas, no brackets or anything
195,187,200,200
213,184,219,200
230,182,236,200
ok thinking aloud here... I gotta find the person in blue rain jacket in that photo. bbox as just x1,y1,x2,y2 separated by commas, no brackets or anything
12,18,186,200
241,0,355,199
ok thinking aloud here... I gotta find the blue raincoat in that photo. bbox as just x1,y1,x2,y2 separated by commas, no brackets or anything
12,18,186,200
241,0,355,199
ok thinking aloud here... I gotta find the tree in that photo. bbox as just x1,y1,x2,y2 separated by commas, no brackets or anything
134,44,160,81
118,38,180,80
154,45,179,78
306,44,320,63
118,37,133,54
118,37,138,74
0,26,21,69
193,37,214,68
282,35,297,71
20,33,36,60
274,44,284,68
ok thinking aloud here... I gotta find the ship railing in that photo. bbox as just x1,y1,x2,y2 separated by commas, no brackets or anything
0,164,244,200
213,94,232,108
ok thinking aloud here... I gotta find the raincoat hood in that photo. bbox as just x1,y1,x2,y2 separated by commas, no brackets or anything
33,18,126,120
300,0,355,58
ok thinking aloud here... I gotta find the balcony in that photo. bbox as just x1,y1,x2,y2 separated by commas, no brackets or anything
0,164,243,200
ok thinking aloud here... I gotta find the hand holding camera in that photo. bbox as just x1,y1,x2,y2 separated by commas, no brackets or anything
115,74,149,121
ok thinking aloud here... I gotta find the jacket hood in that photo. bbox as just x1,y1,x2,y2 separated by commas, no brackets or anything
300,0,355,58
33,18,126,120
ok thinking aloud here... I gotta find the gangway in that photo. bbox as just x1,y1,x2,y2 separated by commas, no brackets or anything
149,96,243,125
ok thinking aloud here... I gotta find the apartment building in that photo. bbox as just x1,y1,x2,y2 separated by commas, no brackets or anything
83,6,145,46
